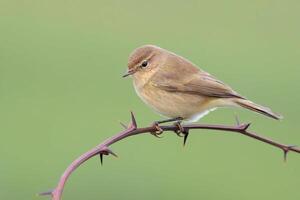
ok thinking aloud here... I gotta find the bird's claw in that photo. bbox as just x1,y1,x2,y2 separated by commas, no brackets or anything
174,121,185,137
151,122,163,138
174,121,189,146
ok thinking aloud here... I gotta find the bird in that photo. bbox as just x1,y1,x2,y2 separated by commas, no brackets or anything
123,45,282,132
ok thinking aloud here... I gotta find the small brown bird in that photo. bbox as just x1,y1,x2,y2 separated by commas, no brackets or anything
123,45,282,125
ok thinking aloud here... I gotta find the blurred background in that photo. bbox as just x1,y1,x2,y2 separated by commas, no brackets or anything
1,0,299,200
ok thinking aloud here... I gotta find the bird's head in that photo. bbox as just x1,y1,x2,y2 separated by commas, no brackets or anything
123,45,165,82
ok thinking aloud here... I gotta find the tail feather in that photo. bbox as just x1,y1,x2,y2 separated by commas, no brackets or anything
234,99,282,120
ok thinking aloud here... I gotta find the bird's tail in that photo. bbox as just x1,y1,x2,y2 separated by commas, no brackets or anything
234,99,282,120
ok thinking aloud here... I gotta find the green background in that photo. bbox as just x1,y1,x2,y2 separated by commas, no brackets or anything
1,0,299,200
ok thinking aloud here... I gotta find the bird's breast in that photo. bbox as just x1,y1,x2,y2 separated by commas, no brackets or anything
133,80,214,120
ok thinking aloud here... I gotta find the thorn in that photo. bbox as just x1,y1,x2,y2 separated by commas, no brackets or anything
105,148,118,158
100,153,103,165
130,111,137,128
183,131,189,146
99,147,118,165
283,150,288,162
38,189,54,196
235,114,240,125
283,145,297,162
239,123,251,131
119,121,127,129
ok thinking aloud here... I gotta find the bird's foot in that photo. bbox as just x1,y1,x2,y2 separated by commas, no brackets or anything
174,121,185,137
174,121,190,146
150,122,163,138
150,117,183,138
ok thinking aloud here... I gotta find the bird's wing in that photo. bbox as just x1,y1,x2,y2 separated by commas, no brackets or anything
150,64,244,99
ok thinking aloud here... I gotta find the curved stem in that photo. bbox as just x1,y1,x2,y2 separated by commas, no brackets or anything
40,112,300,200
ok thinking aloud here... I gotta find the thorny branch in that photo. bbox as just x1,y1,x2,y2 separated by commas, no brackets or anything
40,112,300,200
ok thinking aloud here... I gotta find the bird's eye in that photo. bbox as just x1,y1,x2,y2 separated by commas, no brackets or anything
141,60,148,68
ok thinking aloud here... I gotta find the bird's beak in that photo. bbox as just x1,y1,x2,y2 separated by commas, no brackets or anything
122,68,136,78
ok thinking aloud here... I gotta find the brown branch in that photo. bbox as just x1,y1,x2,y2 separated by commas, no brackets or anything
40,112,300,200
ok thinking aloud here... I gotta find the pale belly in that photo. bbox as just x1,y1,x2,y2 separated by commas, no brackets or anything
134,83,219,122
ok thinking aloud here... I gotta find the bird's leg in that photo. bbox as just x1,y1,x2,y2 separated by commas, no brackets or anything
151,122,163,138
155,117,183,124
151,117,183,138
174,120,185,137
174,120,190,146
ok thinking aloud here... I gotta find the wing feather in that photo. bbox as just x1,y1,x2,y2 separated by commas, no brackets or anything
150,62,244,99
